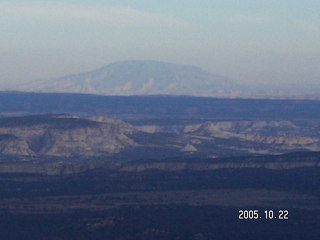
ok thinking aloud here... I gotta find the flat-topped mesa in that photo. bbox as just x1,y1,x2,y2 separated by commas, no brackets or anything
15,60,235,96
0,115,137,157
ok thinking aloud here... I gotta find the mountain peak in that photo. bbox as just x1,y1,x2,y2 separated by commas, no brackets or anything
16,60,236,96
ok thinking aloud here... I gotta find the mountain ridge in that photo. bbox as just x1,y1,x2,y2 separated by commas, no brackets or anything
1,114,320,159
15,60,237,96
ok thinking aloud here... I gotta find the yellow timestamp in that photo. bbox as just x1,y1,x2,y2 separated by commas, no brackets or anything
238,210,289,220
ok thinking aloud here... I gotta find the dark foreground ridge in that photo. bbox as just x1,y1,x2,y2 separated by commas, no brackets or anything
0,151,319,175
1,91,320,119
0,153,319,239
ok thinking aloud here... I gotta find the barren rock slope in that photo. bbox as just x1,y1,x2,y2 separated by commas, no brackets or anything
0,115,136,157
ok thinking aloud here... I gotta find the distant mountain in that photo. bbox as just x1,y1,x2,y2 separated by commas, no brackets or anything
16,60,237,96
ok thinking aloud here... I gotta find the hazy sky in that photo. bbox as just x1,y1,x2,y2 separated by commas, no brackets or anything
1,0,319,85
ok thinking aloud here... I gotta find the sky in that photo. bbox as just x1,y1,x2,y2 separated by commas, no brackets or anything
0,0,319,86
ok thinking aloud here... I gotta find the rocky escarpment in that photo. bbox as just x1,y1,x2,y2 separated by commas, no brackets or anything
191,120,320,151
1,115,320,159
137,120,320,154
0,115,136,157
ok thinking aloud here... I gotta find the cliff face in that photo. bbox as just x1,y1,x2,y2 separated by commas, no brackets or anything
0,115,320,159
0,115,136,157
137,120,320,154
191,120,320,151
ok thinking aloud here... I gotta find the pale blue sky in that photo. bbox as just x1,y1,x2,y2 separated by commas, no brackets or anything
1,0,319,85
